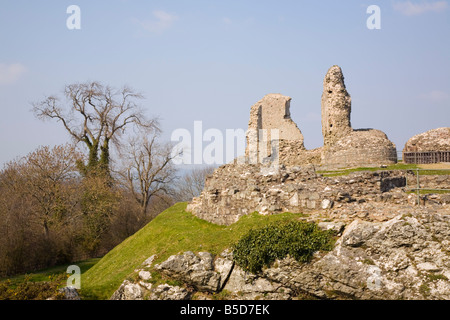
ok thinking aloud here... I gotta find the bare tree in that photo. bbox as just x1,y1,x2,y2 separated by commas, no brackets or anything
118,133,178,224
32,81,158,176
173,165,216,202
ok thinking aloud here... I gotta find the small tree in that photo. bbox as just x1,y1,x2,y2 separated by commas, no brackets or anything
5,144,81,239
79,173,121,254
118,133,178,224
0,144,82,273
173,166,215,202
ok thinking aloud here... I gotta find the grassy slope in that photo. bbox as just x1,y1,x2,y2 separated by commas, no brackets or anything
81,202,307,300
1,259,99,288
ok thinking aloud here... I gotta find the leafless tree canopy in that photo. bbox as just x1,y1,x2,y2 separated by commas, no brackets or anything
0,81,185,276
173,166,216,202
118,134,178,221
32,81,158,174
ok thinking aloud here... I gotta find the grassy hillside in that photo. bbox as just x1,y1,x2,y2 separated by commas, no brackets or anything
81,202,307,300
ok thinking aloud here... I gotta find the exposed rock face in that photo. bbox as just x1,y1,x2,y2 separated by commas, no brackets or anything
320,66,397,168
112,208,450,300
59,287,81,300
111,280,145,300
111,251,234,300
110,254,193,301
292,211,450,300
154,251,221,292
48,287,80,300
404,127,450,152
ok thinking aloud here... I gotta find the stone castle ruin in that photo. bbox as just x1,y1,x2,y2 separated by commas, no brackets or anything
245,65,397,169
187,65,450,225
112,67,450,301
111,68,450,301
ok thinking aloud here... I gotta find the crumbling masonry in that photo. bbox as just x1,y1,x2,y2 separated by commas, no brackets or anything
244,65,397,169
187,66,449,225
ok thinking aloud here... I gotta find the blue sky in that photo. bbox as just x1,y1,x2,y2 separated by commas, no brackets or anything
0,0,449,166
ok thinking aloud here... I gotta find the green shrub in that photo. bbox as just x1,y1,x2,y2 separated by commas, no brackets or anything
0,274,66,300
232,221,334,273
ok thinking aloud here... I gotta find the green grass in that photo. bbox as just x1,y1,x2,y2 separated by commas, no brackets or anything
81,202,308,300
407,189,450,195
318,163,418,177
416,170,450,175
317,163,450,177
1,259,99,288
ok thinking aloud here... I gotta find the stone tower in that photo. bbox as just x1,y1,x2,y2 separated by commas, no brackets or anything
320,65,397,168
321,65,352,147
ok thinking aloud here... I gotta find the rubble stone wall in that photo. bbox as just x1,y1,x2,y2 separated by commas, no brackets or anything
187,164,409,225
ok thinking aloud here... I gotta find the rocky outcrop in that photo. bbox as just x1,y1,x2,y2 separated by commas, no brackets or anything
110,251,234,300
58,287,81,300
47,287,81,300
111,209,450,300
154,251,221,292
404,127,450,152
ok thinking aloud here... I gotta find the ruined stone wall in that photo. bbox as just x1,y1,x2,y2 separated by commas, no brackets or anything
245,94,305,165
279,142,322,166
414,174,450,190
321,129,398,169
187,66,415,226
187,163,409,225
243,65,399,169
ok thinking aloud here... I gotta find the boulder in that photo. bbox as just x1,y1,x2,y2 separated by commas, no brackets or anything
148,284,190,300
110,280,143,300
154,251,221,292
58,287,80,300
